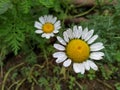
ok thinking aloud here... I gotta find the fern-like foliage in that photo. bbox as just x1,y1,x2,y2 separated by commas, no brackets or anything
0,20,24,55
19,0,31,14
0,0,12,15
5,30,25,55
38,0,55,8
0,4,34,55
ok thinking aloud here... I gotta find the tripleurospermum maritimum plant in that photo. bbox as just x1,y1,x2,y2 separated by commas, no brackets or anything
53,25,104,74
34,15,61,39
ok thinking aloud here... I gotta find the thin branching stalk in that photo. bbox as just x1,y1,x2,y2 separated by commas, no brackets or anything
8,80,20,90
1,65,3,78
43,49,49,70
31,76,39,85
75,80,83,90
29,64,44,77
31,82,35,90
97,79,114,90
15,78,26,90
74,5,96,18
1,62,25,90
28,64,44,86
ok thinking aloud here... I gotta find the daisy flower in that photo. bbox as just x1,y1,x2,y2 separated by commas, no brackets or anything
34,15,61,39
53,26,104,74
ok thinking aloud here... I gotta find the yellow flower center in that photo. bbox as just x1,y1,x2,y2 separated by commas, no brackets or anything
43,23,54,33
66,39,90,63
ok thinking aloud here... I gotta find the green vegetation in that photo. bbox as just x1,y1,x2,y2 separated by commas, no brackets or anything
0,0,120,90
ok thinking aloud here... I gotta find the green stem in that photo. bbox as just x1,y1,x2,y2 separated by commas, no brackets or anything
74,5,96,18
75,80,83,89
43,48,48,60
31,76,39,85
15,78,26,90
113,37,120,39
43,48,49,70
28,64,44,87
1,62,24,90
0,46,6,78
1,65,3,78
29,64,44,77
8,80,20,90
31,82,35,90
97,79,114,90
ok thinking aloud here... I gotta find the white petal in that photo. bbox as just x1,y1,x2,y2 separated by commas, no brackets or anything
35,30,43,34
63,31,69,42
53,52,67,63
80,64,85,74
47,15,53,22
88,35,98,44
73,63,85,74
55,20,61,29
78,26,83,38
84,30,94,41
43,15,47,22
56,56,67,63
55,26,61,30
39,16,45,24
57,36,66,45
41,33,54,39
78,26,82,31
53,52,66,58
46,33,54,38
73,63,80,73
83,61,90,70
93,52,104,56
52,17,57,24
90,52,104,60
73,25,78,38
81,27,88,39
34,21,42,29
73,26,82,38
45,15,49,22
41,33,49,39
53,30,59,33
91,42,103,47
63,59,72,67
50,33,54,37
88,60,98,71
90,42,104,51
66,28,74,39
91,46,104,51
54,44,65,51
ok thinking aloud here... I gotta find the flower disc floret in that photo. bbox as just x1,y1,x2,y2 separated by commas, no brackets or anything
43,23,54,33
66,39,90,63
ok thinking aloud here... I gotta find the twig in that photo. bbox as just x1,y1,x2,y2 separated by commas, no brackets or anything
15,78,26,90
72,0,117,6
31,82,35,90
74,5,96,18
1,62,25,90
43,48,49,70
8,80,20,90
31,76,39,85
1,65,3,80
29,64,44,80
96,79,114,90
75,80,83,90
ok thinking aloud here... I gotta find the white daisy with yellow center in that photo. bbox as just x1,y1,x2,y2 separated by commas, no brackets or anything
34,15,61,39
53,26,104,74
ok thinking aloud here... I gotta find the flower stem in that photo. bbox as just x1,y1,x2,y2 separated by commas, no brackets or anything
74,5,96,18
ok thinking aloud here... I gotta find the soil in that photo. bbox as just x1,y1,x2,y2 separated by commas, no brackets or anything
0,52,118,90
